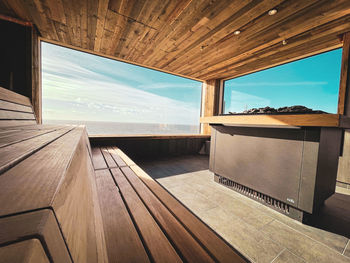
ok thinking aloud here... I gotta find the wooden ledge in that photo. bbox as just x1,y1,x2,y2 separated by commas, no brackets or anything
89,134,210,140
200,114,346,127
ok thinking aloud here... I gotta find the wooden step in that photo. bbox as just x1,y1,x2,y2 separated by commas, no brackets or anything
0,126,107,263
0,209,71,262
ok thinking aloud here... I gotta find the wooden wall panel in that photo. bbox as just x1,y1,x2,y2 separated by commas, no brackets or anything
338,32,350,115
201,79,221,135
89,135,210,160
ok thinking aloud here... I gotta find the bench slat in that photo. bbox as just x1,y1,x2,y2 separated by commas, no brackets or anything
0,128,60,148
129,164,247,263
0,99,33,113
95,169,150,263
0,119,37,127
100,147,118,168
0,127,73,174
0,110,36,120
120,166,214,263
91,147,108,170
0,87,32,106
108,147,127,167
0,128,83,216
111,167,182,263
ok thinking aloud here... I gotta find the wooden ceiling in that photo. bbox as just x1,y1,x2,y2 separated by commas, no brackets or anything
0,0,350,81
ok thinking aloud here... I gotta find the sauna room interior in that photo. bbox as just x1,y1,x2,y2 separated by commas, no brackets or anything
1,1,350,263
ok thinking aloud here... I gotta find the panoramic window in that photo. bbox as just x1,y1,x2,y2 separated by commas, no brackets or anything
42,42,202,135
223,48,342,114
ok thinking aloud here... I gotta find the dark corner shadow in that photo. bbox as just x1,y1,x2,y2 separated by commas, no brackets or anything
304,192,350,239
136,154,210,179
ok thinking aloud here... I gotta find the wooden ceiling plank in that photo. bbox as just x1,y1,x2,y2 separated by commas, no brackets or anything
2,0,32,21
119,0,155,60
108,0,135,55
61,0,76,46
87,0,99,50
199,34,342,80
193,15,350,79
113,0,154,57
124,0,171,61
160,0,283,71
140,0,211,65
94,0,109,52
46,0,66,24
171,0,320,74
180,0,350,79
79,0,89,49
145,0,235,66
132,0,193,61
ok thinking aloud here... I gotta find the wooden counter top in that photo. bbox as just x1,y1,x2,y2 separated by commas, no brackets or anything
200,114,350,128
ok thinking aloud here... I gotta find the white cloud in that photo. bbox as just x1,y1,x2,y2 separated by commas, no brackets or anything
42,43,200,125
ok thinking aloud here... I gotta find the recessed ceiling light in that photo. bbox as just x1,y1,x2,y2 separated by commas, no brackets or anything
268,9,278,16
234,30,241,35
282,39,287,45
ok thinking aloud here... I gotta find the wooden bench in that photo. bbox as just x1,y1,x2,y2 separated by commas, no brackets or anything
0,87,246,262
0,124,107,262
92,146,247,263
0,87,37,127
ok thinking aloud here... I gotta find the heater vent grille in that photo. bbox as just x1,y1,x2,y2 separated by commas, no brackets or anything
217,175,290,214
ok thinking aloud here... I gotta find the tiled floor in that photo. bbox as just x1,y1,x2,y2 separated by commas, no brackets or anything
138,155,350,263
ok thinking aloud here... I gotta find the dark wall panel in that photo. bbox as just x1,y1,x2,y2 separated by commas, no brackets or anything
0,19,32,99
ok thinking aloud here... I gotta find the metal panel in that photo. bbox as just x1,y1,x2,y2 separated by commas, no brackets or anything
212,126,304,205
298,129,320,213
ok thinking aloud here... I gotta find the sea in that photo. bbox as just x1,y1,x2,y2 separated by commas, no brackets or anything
43,119,200,135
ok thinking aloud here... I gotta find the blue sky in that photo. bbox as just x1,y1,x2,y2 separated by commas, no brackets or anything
224,48,342,113
42,42,202,125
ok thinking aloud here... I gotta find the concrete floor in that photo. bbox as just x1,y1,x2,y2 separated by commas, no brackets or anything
138,155,350,263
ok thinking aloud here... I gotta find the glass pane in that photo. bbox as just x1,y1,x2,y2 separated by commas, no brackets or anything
42,42,202,135
223,48,342,114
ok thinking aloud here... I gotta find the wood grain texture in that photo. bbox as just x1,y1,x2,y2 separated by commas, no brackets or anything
0,126,107,262
0,87,32,106
0,120,37,127
120,166,214,263
201,80,221,135
0,239,49,263
94,169,150,263
200,114,341,127
0,110,36,120
1,1,349,80
128,163,247,263
51,130,107,263
107,146,126,167
0,99,33,112
0,127,72,173
0,209,71,262
111,168,182,263
338,32,350,115
0,128,60,148
100,147,118,168
91,147,108,170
